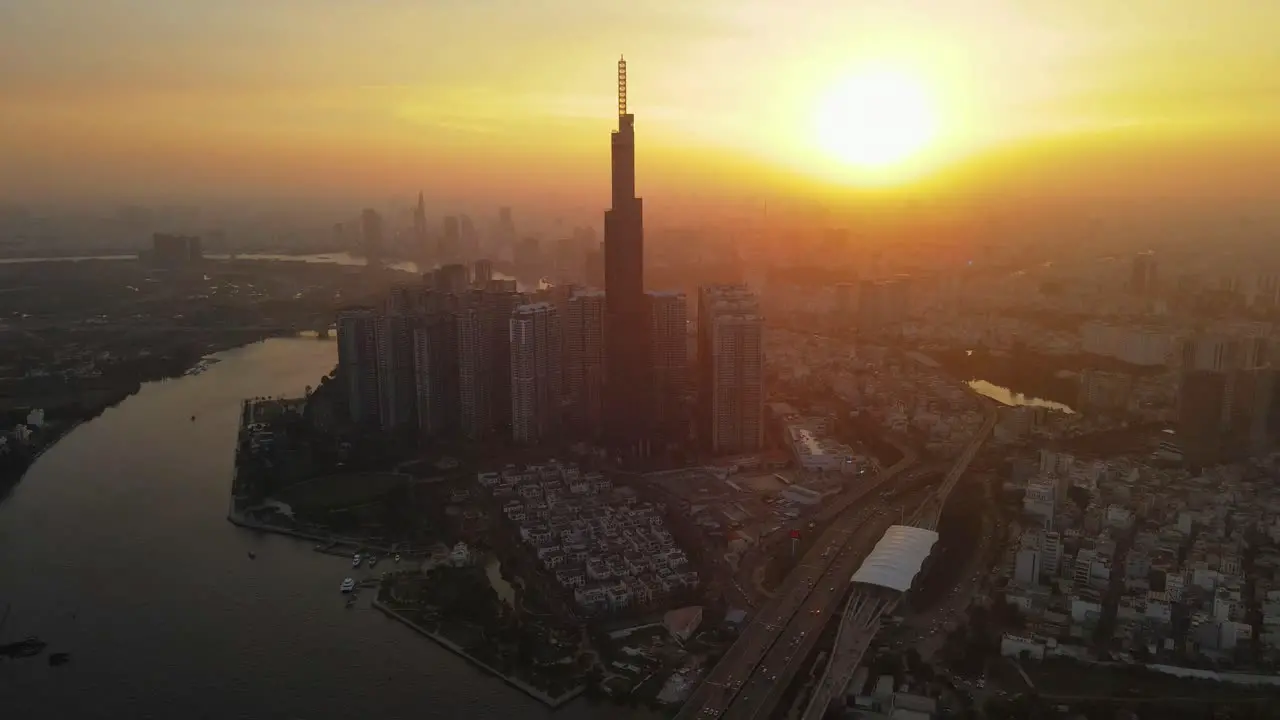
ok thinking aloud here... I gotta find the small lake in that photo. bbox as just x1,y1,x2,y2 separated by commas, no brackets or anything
486,557,517,608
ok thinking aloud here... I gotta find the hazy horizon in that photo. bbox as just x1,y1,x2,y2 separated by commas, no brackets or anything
4,0,1280,214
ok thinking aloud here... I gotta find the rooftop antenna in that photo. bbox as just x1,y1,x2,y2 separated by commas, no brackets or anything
618,55,627,116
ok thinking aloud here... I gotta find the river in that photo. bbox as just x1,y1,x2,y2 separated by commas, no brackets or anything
0,252,533,288
0,337,622,719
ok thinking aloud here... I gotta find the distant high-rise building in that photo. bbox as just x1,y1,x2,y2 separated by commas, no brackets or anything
413,192,427,255
585,244,605,288
376,314,417,431
441,216,461,263
337,308,381,425
566,290,606,438
361,208,383,265
495,207,516,255
649,291,688,445
1178,369,1230,468
473,259,494,286
1178,335,1273,466
603,56,652,456
413,312,460,438
432,263,470,294
460,214,479,258
510,303,563,444
149,233,202,267
697,285,764,455
1131,252,1158,295
515,237,541,272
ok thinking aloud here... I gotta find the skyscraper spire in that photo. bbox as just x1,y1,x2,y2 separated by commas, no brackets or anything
618,55,627,117
603,55,649,457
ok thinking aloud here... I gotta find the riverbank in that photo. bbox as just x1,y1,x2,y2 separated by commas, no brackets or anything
224,510,402,556
371,599,585,709
0,418,87,490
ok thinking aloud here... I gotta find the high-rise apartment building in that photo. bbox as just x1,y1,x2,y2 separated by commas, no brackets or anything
565,290,606,439
510,302,563,444
337,307,381,425
456,289,525,439
1131,252,1158,295
649,291,688,445
1178,335,1273,466
697,285,765,455
473,259,494,286
432,263,470,294
413,312,459,438
375,314,417,431
603,57,651,456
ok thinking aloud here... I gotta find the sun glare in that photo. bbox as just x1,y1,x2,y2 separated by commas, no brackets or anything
814,67,938,173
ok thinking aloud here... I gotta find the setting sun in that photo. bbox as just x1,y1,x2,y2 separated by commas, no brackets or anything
814,67,939,173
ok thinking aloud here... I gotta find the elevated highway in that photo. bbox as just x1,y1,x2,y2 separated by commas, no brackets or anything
674,451,920,720
800,405,996,720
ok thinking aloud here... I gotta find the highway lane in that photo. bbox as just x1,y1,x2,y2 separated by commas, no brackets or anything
720,491,933,720
799,405,999,719
675,453,919,720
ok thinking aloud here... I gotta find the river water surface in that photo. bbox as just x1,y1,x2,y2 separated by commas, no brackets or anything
0,337,617,719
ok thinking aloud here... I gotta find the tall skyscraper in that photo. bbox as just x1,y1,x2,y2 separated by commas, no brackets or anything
336,308,381,425
697,285,765,455
566,290,606,438
495,207,516,255
510,303,563,444
649,291,689,445
361,208,383,265
413,192,427,255
603,56,651,455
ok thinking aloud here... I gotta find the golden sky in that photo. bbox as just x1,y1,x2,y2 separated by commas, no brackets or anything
3,0,1280,204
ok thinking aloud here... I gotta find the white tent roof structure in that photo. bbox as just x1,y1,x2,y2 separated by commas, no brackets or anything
850,525,939,592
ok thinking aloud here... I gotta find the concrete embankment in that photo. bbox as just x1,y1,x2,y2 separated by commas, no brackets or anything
371,600,584,709
224,512,403,556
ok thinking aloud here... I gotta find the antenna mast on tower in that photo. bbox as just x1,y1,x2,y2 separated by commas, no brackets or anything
617,55,627,116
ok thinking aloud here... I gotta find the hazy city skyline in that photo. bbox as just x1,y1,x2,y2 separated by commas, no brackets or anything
4,1,1280,209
